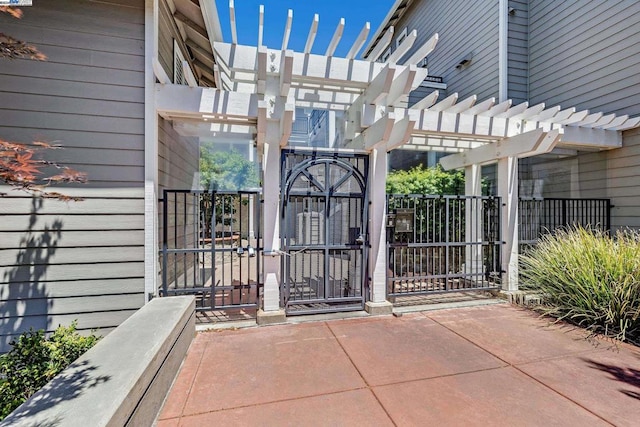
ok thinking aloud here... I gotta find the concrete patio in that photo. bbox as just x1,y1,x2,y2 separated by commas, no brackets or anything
157,304,640,426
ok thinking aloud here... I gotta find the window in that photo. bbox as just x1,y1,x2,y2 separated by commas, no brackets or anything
395,27,408,48
380,48,392,63
173,39,188,85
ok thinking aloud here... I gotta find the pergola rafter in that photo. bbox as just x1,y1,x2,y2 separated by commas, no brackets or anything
153,1,640,309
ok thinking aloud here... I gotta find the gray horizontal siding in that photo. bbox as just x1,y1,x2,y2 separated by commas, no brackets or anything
0,0,145,351
529,0,640,115
507,0,528,104
157,117,200,287
158,117,200,192
392,0,500,103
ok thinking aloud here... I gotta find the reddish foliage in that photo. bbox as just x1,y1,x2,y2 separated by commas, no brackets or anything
0,7,46,61
0,7,84,201
0,139,87,201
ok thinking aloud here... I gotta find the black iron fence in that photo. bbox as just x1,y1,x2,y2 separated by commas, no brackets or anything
519,198,611,250
161,189,262,311
386,195,502,298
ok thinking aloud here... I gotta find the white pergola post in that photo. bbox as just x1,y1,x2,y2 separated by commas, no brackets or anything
261,136,282,313
366,147,393,314
255,49,295,323
498,156,519,291
465,164,483,279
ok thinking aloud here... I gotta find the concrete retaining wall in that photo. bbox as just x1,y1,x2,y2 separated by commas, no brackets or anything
1,296,195,427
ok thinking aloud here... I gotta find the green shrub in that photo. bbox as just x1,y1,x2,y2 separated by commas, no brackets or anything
0,322,99,419
520,227,640,344
386,164,465,195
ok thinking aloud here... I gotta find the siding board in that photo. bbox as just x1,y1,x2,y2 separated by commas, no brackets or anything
0,0,145,345
529,0,640,115
390,0,500,102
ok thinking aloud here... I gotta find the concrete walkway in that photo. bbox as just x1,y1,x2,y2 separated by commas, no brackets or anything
157,304,640,426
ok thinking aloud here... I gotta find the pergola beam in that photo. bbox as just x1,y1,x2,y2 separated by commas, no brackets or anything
351,113,395,149
444,94,476,114
403,33,439,66
439,129,560,170
387,29,417,63
495,101,528,119
411,90,439,110
304,14,319,54
363,63,396,105
156,84,258,119
280,104,295,146
229,0,238,44
387,64,417,106
366,26,394,62
280,50,294,96
325,18,345,57
384,114,418,151
258,5,264,47
610,116,640,131
429,93,458,112
282,9,293,51
464,97,495,115
346,22,370,60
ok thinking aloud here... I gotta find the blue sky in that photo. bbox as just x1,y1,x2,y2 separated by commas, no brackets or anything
217,0,396,58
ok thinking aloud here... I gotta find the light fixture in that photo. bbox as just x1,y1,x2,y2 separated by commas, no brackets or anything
455,53,473,70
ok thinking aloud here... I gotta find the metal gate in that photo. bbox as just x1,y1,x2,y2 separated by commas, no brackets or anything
281,150,369,314
519,197,611,251
161,190,261,311
387,194,502,298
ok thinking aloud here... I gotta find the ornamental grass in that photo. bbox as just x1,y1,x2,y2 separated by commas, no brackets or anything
520,226,640,344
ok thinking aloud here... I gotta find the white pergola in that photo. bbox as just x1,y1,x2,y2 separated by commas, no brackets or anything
155,3,640,314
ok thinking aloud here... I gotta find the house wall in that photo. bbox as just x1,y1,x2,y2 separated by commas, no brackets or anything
507,0,528,104
393,0,500,103
526,0,640,230
0,0,146,351
157,118,200,292
529,0,640,115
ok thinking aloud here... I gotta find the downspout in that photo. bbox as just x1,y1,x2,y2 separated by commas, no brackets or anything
498,0,508,102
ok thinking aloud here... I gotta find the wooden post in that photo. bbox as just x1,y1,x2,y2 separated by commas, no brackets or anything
498,156,518,291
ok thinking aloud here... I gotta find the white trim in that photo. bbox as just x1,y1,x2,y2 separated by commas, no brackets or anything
144,0,159,302
498,0,508,102
173,39,187,85
200,0,224,43
362,0,406,58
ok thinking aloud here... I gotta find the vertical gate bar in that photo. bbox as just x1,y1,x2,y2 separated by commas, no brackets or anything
211,192,217,309
445,197,450,291
238,194,243,305
173,191,177,289
162,190,169,296
192,193,197,288
182,192,187,290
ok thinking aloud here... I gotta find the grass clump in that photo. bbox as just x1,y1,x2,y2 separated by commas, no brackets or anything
0,322,99,420
520,226,640,344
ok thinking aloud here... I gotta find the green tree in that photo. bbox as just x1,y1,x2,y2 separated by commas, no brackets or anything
386,164,464,195
199,145,258,191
